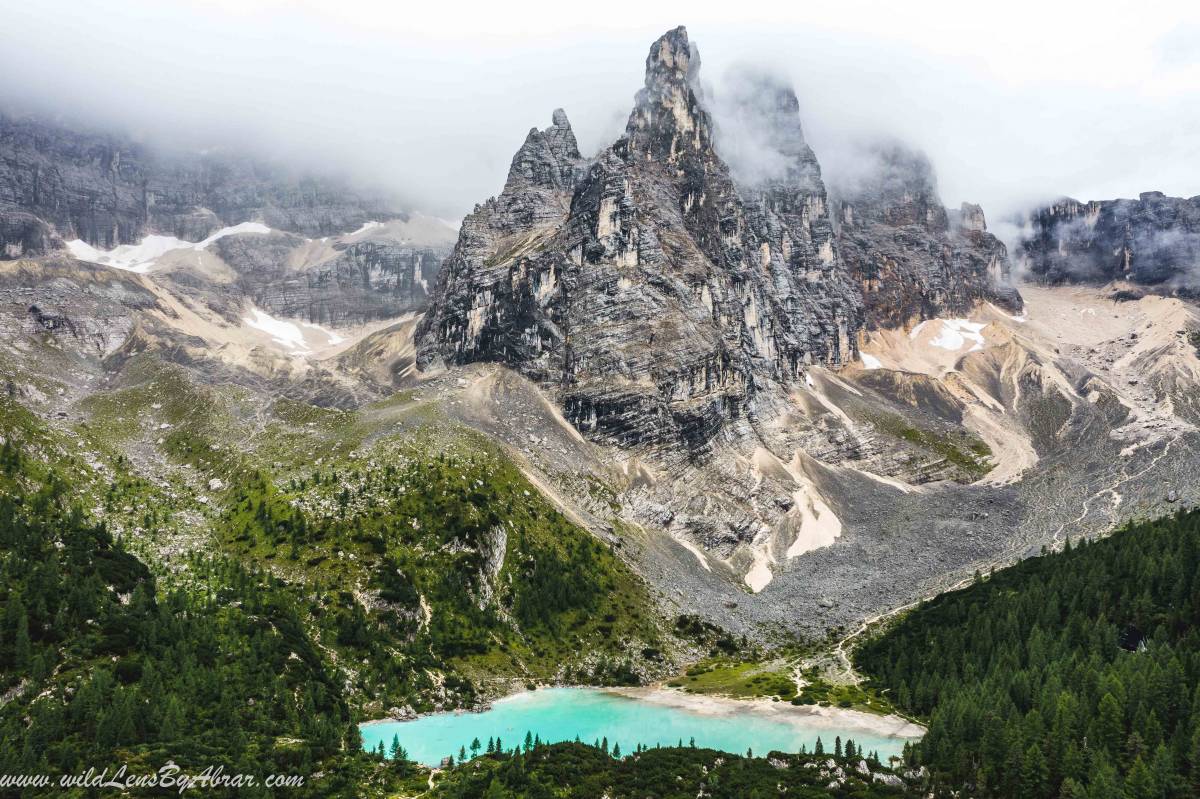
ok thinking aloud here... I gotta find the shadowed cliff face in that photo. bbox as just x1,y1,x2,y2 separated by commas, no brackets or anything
416,27,1017,458
1019,192,1200,295
829,142,1022,330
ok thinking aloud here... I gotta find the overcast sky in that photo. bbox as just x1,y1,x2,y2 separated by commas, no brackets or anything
2,0,1198,230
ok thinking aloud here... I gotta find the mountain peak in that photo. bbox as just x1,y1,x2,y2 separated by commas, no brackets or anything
504,109,581,195
623,26,711,162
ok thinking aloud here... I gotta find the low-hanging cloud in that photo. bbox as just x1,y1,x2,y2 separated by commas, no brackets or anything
1,0,1197,228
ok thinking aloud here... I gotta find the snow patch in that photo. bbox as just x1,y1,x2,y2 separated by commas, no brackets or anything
785,483,843,558
860,353,882,370
67,222,271,273
244,308,310,352
349,220,384,236
675,537,712,572
744,526,775,592
927,319,987,352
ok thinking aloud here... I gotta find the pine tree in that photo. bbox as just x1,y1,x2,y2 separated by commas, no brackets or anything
1190,726,1200,796
1097,693,1124,754
1019,743,1048,798
159,696,184,740
13,606,30,670
1058,777,1086,799
1123,756,1155,799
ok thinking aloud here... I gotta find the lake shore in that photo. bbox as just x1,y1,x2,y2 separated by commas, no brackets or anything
605,686,926,740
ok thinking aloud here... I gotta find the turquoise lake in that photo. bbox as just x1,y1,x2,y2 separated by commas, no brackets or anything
360,687,921,767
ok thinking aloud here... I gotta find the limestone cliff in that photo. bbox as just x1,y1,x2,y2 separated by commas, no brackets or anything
829,142,1021,330
1019,192,1200,295
213,234,440,327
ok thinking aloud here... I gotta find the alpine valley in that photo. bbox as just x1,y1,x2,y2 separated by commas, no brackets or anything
1,23,1198,799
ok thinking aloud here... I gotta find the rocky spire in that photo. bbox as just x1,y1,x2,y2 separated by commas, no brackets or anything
504,109,582,194
418,25,1019,458
496,110,584,228
622,26,714,163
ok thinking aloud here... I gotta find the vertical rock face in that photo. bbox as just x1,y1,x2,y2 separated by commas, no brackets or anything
210,235,442,326
0,113,404,254
1019,192,1200,294
0,211,61,258
830,142,1021,329
721,72,863,368
417,27,868,457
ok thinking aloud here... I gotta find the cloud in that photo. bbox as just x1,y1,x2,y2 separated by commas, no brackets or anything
1,0,1197,223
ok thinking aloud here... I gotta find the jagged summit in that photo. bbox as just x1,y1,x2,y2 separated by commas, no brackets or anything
622,26,713,161
717,70,824,193
417,27,1017,456
506,109,581,192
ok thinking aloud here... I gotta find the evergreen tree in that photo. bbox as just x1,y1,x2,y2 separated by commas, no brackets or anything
855,509,1200,799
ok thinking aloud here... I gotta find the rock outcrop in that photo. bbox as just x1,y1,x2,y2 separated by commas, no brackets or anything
0,113,404,255
1019,192,1200,295
0,258,158,361
829,142,1021,329
0,210,61,259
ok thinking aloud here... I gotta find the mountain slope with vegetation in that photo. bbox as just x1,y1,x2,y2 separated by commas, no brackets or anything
857,510,1200,798
0,379,669,795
